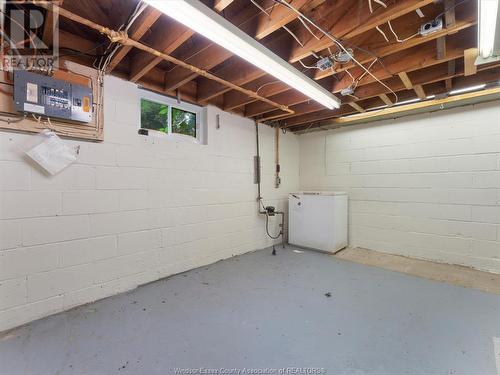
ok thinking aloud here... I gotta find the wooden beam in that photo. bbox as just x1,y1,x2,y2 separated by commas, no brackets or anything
464,48,478,76
445,78,453,91
446,59,456,90
437,36,446,60
310,86,500,127
379,94,394,106
246,90,308,117
201,1,475,107
413,84,427,99
42,0,63,47
197,59,265,102
284,65,500,130
163,5,265,91
196,33,291,102
165,44,233,91
348,102,366,113
130,23,194,82
255,0,308,40
332,29,475,92
444,0,456,28
270,61,500,125
314,15,476,80
107,7,161,72
129,1,234,82
289,0,435,63
44,3,295,115
214,0,234,12
398,72,414,89
236,29,473,115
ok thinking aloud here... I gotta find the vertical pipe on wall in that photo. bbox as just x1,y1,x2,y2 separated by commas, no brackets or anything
275,126,281,188
254,121,262,202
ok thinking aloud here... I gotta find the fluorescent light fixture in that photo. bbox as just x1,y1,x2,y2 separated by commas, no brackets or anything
143,0,340,110
449,84,486,95
395,98,422,106
478,0,500,59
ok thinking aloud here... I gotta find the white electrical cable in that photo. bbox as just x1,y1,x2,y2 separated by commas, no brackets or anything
298,59,319,69
283,25,304,47
273,0,399,103
387,20,419,43
250,0,271,17
298,16,321,40
376,25,390,42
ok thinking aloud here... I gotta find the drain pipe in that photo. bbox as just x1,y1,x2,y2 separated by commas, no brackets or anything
254,121,285,253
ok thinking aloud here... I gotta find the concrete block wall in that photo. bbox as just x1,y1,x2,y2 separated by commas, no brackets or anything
299,101,500,274
0,75,300,331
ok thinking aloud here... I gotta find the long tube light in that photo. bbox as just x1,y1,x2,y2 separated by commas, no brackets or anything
478,0,500,59
143,0,340,110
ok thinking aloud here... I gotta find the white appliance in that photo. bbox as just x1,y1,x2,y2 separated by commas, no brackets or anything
288,191,348,253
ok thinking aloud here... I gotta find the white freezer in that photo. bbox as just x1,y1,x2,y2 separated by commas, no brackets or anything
288,191,348,253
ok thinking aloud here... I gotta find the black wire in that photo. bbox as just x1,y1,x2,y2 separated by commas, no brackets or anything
434,0,470,21
265,214,282,240
58,44,108,59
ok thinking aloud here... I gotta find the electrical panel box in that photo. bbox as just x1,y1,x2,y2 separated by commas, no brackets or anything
13,70,93,123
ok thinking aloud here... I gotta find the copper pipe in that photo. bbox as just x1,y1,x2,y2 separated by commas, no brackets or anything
33,1,294,115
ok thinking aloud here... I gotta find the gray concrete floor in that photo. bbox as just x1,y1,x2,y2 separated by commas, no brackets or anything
1,247,500,375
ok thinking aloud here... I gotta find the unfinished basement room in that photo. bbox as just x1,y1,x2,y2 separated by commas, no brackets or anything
1,0,500,373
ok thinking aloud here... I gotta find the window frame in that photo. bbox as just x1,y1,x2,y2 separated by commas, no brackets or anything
138,89,206,144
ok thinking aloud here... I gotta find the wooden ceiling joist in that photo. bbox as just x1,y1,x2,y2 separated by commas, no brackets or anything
107,6,162,72
229,3,477,120
464,48,478,76
289,0,436,63
314,14,476,81
284,67,500,129
129,1,235,83
29,0,490,133
413,84,427,99
39,2,294,115
214,0,235,12
255,0,309,40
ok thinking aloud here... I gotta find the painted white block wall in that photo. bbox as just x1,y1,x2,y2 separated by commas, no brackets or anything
0,75,300,331
299,101,500,274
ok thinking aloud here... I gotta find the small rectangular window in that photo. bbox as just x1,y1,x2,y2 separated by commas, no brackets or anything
139,89,206,144
140,98,168,133
172,107,196,138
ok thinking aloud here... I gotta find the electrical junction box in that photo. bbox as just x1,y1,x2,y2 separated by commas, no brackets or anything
419,17,443,36
340,86,355,96
316,57,334,71
13,70,93,123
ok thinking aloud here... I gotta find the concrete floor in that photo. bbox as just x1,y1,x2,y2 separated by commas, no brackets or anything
1,247,500,375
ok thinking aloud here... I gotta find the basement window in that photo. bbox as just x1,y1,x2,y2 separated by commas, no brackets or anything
139,89,206,143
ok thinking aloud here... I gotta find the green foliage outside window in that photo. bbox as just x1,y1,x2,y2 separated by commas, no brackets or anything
172,107,196,137
141,99,168,133
140,99,197,138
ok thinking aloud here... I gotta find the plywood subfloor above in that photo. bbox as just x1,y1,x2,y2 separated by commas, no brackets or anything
336,247,500,295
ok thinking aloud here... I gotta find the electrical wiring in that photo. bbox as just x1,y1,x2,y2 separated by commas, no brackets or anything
376,25,390,42
250,0,271,16
272,0,399,103
282,24,304,47
298,59,319,69
0,112,25,124
249,0,305,47
298,15,320,40
256,80,281,94
368,0,388,13
433,0,470,22
387,20,419,43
